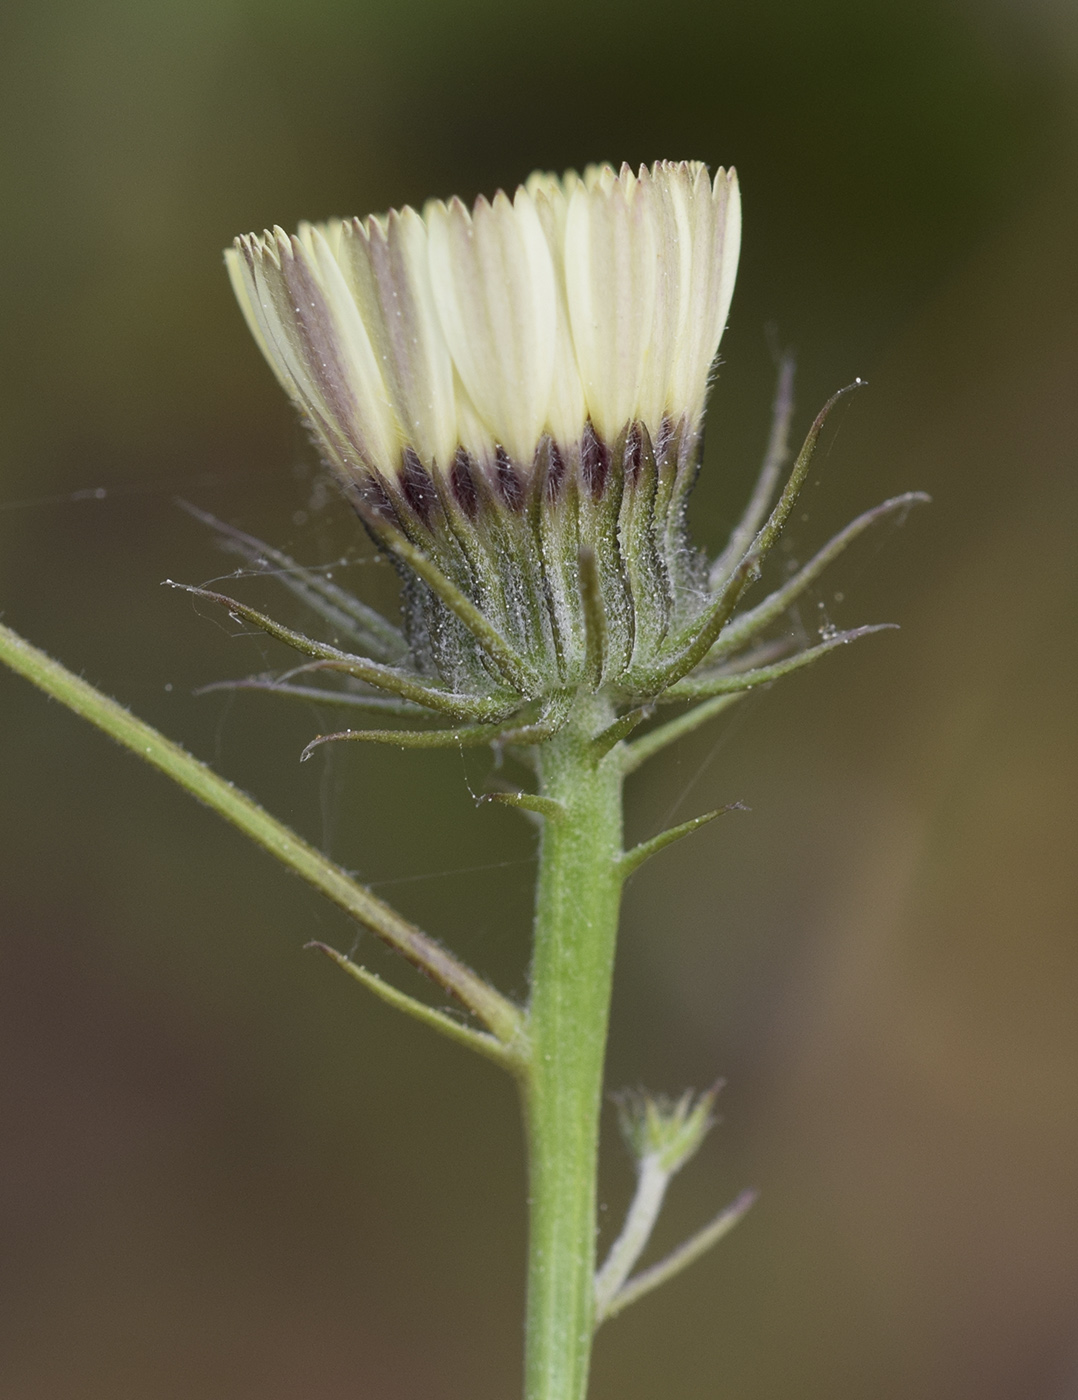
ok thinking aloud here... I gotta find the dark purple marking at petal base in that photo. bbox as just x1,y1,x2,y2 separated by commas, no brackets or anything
400,447,439,523
581,422,611,499
450,448,480,519
495,446,525,510
357,470,398,522
653,415,675,464
544,441,567,504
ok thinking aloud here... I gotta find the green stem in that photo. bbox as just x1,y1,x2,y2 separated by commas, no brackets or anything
522,696,625,1400
0,617,522,1044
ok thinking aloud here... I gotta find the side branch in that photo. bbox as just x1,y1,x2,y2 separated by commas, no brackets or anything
594,1155,671,1322
620,694,746,775
308,943,526,1071
0,618,524,1047
483,791,567,821
618,807,742,880
589,705,653,761
598,1189,758,1324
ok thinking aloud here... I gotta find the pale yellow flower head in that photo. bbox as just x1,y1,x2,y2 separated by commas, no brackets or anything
214,164,902,737
227,160,740,494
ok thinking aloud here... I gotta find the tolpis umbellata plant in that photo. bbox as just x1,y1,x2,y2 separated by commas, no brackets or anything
0,160,926,1400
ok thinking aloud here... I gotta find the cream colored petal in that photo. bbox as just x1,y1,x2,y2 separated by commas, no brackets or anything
525,168,583,203
712,168,742,353
427,188,557,466
451,372,498,470
582,162,618,193
225,241,298,399
333,206,458,469
243,231,357,470
525,170,560,202
636,161,695,433
258,226,401,475
300,217,346,262
564,167,657,444
669,166,742,426
232,236,373,479
228,159,740,485
240,230,340,434
667,166,714,418
529,179,587,448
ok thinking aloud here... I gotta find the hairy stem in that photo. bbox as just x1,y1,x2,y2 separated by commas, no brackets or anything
0,618,522,1043
599,1188,758,1323
522,696,625,1400
593,1154,671,1321
620,693,746,775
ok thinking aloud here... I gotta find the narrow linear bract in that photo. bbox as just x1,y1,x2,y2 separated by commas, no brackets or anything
0,159,925,1400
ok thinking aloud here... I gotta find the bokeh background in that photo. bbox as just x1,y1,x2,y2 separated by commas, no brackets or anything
2,0,1077,1396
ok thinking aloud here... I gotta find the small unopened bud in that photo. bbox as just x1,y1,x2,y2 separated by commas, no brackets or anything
615,1084,720,1175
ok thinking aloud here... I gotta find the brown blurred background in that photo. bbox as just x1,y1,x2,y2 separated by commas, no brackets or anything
1,0,1077,1396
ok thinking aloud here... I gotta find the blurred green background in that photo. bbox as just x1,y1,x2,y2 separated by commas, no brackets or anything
2,0,1078,1396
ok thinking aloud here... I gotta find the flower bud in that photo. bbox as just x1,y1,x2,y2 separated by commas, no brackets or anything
227,162,740,700
615,1086,720,1175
